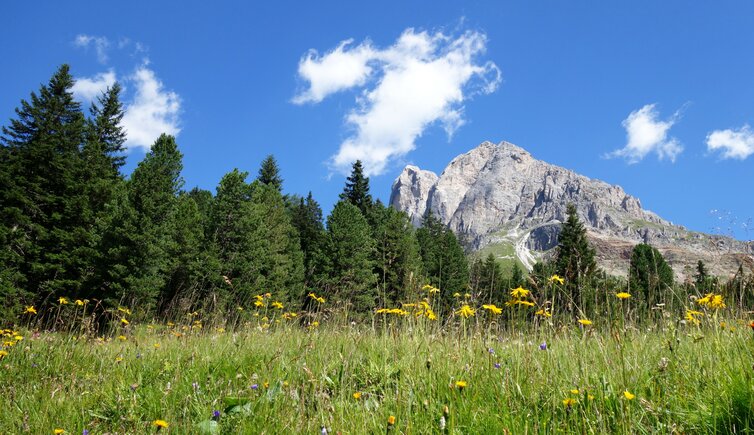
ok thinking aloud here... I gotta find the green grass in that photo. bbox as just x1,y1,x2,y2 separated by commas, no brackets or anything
2,314,753,434
477,241,529,275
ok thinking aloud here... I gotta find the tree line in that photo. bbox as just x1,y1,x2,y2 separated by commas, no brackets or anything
0,65,472,324
2,65,752,326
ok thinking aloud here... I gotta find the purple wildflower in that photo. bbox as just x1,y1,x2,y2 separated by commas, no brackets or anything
539,342,547,351
212,410,221,420
488,347,495,354
251,383,259,390
83,430,89,435
494,363,501,369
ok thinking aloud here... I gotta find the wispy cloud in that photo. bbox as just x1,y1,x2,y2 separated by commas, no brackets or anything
294,28,501,176
706,125,754,160
74,34,110,64
71,70,116,102
607,104,683,164
121,64,181,151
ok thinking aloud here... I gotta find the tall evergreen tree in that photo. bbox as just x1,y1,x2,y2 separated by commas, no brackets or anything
290,192,326,290
339,160,373,215
695,260,709,291
257,154,283,192
555,204,597,311
628,243,674,307
476,253,504,304
416,212,469,312
322,201,377,314
370,203,423,306
0,64,88,302
121,134,184,309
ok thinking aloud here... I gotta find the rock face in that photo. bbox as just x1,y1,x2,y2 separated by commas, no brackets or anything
390,141,754,278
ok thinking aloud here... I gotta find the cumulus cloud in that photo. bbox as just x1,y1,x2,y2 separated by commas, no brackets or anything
706,125,754,160
74,34,110,64
607,104,683,164
294,28,501,176
121,65,181,151
71,70,116,102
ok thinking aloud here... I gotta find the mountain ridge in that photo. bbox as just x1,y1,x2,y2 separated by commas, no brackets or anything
390,140,754,278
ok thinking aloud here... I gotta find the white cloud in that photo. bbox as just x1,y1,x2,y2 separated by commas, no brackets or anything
706,125,754,160
71,70,116,102
74,34,110,64
294,28,501,176
121,65,181,151
607,104,683,164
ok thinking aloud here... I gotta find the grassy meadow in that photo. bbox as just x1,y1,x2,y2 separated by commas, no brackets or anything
2,292,754,434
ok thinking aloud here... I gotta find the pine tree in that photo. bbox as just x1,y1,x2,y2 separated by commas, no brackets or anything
248,181,305,303
477,253,504,303
257,154,283,192
695,260,710,292
290,192,326,290
87,82,127,173
510,262,525,289
339,160,373,215
370,203,423,306
628,243,674,307
0,64,88,303
416,212,469,312
121,134,185,309
323,201,377,314
555,204,596,311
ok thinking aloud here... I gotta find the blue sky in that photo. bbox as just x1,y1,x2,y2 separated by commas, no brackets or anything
2,1,753,239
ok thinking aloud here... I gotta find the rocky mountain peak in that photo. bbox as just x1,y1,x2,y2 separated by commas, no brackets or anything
391,140,754,278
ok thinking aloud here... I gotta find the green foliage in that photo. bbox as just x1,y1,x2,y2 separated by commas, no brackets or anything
0,64,89,300
416,212,469,313
339,160,373,215
257,154,283,192
470,253,505,304
322,201,377,314
628,243,674,307
555,204,597,312
370,203,423,306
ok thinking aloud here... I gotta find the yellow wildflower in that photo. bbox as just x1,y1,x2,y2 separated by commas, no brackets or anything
578,319,593,326
0,350,8,358
58,297,69,305
117,307,131,315
549,275,565,285
153,420,169,428
25,306,37,315
623,390,635,400
535,308,552,318
482,304,502,315
570,389,579,395
120,318,129,326
456,305,475,318
387,415,396,426
616,292,631,299
74,299,86,306
117,335,127,341
510,287,530,298
254,300,265,307
563,398,577,407
455,380,467,390
353,392,362,400
53,430,65,434
453,292,461,298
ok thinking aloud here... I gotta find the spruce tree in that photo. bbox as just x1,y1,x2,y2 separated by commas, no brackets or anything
323,201,377,314
257,154,283,192
628,243,674,307
0,64,88,302
339,160,373,215
695,260,709,291
122,134,184,309
555,204,596,310
370,203,423,306
290,192,326,290
477,253,504,304
416,212,469,312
